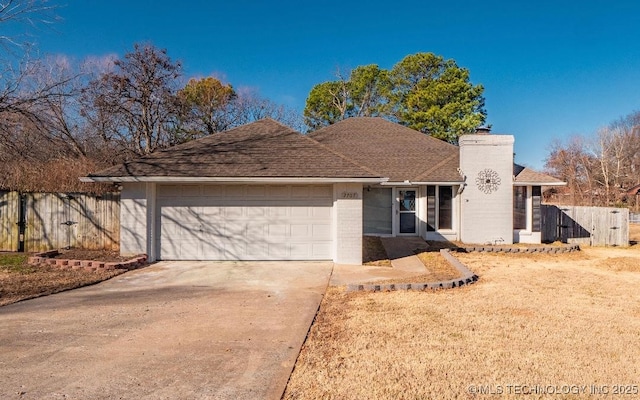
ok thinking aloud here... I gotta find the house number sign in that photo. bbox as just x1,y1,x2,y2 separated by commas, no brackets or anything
341,191,359,199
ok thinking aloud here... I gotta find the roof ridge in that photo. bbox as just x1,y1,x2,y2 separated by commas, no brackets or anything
258,117,300,133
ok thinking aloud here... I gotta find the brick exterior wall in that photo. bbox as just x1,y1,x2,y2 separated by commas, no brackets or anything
459,134,515,245
120,182,148,256
333,183,363,265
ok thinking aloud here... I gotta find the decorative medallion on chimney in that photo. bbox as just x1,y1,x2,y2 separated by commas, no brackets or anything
475,168,501,194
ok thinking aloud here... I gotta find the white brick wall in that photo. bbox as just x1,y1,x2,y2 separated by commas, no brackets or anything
459,134,514,245
120,182,148,256
333,183,363,265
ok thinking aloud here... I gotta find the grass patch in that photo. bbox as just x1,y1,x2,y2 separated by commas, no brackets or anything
362,236,391,267
0,253,33,273
285,246,640,399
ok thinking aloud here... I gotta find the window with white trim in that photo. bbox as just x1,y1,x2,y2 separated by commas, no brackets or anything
427,185,453,231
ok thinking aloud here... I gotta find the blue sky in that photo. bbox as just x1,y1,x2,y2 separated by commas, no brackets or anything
26,0,640,169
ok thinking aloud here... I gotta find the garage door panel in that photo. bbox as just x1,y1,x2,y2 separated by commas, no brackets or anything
290,224,309,238
201,241,225,258
312,243,331,258
180,240,200,257
268,243,289,257
290,243,310,258
160,238,180,259
159,184,333,260
225,241,246,259
247,207,266,217
199,206,222,217
290,207,310,218
247,242,268,258
312,207,332,218
267,206,288,217
225,207,244,218
312,224,332,240
267,224,288,238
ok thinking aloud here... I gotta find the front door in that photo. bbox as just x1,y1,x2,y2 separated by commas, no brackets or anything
397,188,417,235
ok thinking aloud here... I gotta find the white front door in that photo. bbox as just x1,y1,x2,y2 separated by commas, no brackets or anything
397,188,418,235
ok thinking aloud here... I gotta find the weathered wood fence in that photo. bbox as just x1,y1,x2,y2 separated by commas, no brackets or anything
0,191,120,252
541,205,629,246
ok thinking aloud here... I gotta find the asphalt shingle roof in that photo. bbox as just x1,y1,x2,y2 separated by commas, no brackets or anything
309,117,462,182
89,119,381,179
513,164,564,184
89,117,562,186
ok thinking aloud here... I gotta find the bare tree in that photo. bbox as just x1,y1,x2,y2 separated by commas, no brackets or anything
545,110,640,206
0,0,59,51
233,88,304,132
81,43,182,156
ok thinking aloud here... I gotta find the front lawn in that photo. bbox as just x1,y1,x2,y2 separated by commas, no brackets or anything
284,245,640,399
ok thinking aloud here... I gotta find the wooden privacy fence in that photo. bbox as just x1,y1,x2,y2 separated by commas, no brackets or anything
0,191,120,252
541,205,629,247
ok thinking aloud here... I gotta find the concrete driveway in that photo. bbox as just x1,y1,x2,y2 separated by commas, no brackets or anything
0,261,333,400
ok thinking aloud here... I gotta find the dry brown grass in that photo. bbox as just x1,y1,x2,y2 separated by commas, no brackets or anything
363,236,392,267
285,246,640,399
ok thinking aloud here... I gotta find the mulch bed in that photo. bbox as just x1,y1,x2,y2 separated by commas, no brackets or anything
53,249,132,262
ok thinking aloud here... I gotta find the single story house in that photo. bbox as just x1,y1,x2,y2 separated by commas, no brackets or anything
82,117,564,265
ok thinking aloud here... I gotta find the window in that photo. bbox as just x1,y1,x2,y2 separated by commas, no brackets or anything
513,187,527,230
438,186,452,229
532,186,541,232
426,186,436,231
427,185,453,231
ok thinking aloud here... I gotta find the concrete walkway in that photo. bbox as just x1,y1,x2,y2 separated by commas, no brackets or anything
380,236,429,273
331,237,429,285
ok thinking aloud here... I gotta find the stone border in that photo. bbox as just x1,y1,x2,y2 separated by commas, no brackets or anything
28,250,148,272
346,249,478,293
346,243,581,293
458,243,580,254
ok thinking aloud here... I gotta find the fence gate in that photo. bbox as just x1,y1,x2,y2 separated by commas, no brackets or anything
541,205,629,247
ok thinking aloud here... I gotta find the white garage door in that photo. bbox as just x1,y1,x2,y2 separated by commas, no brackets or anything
156,184,333,260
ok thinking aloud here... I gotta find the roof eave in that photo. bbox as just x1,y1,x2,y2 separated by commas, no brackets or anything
80,176,389,184
513,181,567,186
381,181,465,186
